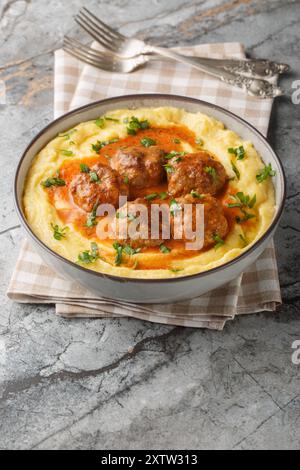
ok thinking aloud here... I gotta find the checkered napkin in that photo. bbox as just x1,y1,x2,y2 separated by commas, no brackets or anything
7,42,282,330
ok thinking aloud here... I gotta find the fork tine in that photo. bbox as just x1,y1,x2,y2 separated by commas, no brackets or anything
75,16,120,53
63,46,117,71
64,37,115,60
77,10,121,44
81,7,125,40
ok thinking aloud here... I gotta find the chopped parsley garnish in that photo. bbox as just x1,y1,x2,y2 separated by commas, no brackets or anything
191,190,204,199
173,138,181,144
231,160,240,180
51,223,68,241
140,137,156,147
164,163,175,174
61,149,74,157
95,116,120,128
123,175,129,185
126,116,150,135
80,163,90,173
77,242,99,264
116,211,127,219
204,166,218,182
236,210,256,224
105,116,119,122
58,129,77,140
169,268,183,273
85,203,99,228
91,138,119,153
145,193,158,201
213,233,225,250
113,242,124,266
228,145,245,160
227,193,256,224
41,177,66,188
95,117,105,128
165,151,186,160
89,171,100,183
123,245,141,256
170,199,181,216
239,234,248,247
92,141,105,152
256,164,276,183
159,192,168,200
227,192,256,209
160,244,171,254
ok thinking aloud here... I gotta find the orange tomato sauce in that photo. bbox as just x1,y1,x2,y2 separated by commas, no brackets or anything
46,125,254,270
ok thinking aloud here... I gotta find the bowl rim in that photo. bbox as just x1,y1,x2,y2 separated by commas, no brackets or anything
14,93,286,284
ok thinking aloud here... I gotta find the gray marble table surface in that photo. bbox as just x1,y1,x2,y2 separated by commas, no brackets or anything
0,0,300,450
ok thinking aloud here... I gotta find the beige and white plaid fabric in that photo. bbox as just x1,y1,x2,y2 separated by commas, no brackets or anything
7,42,282,330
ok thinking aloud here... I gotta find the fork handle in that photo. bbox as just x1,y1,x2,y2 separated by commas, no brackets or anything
145,45,283,98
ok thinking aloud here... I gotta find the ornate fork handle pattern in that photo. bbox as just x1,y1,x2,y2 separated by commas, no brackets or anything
221,75,282,99
146,45,283,98
220,59,289,77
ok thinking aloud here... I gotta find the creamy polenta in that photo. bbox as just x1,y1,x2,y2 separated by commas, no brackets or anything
23,107,276,278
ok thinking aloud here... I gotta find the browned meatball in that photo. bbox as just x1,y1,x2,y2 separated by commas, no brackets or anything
112,198,170,249
110,146,166,190
70,163,129,212
167,151,227,197
170,194,228,249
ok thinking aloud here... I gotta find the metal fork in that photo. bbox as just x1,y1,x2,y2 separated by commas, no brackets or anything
63,37,152,73
76,8,288,78
64,35,282,99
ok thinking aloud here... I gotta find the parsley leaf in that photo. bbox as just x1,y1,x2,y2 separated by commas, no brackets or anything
91,138,119,153
239,234,248,247
145,193,158,201
123,245,141,256
228,146,245,160
140,137,156,147
85,203,99,227
160,244,171,254
95,117,105,128
213,233,225,250
164,163,175,174
204,166,218,182
61,149,74,157
231,160,240,180
80,163,90,173
77,242,100,264
41,177,66,188
113,242,124,266
51,223,68,241
256,164,276,183
126,116,150,135
191,190,204,199
170,199,181,216
173,138,181,144
89,171,100,183
159,192,168,200
58,129,77,140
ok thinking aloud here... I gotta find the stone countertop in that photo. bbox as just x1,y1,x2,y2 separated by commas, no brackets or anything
0,0,300,450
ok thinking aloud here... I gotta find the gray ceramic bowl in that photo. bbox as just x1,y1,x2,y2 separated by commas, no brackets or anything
14,94,286,303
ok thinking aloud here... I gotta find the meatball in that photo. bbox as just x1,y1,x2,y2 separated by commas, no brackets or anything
70,163,129,212
170,194,228,249
167,151,227,197
110,146,166,190
112,198,170,249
